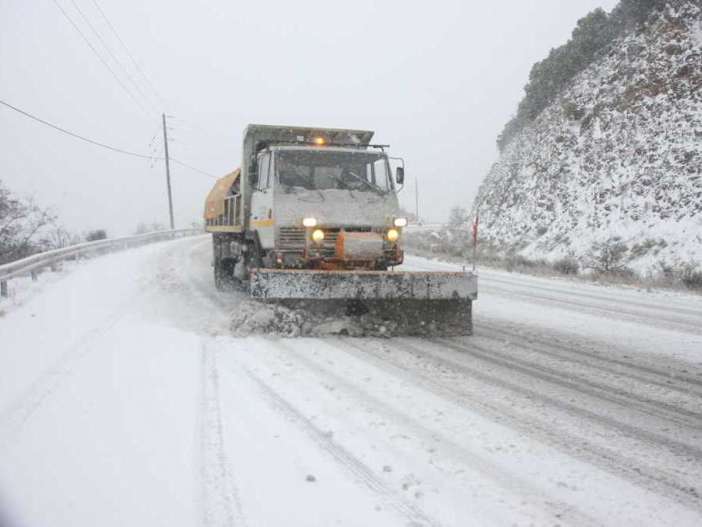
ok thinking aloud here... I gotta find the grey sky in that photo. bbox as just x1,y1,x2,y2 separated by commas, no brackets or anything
1,0,619,234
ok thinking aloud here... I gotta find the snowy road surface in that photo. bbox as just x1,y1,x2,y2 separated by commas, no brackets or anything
1,236,702,526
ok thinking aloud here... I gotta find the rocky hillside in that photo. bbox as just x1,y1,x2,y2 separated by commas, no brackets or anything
474,0,702,274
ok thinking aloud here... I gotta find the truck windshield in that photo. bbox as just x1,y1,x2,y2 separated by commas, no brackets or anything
275,150,392,194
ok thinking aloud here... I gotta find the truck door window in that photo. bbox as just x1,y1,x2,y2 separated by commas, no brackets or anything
372,158,389,188
268,155,275,188
257,153,270,190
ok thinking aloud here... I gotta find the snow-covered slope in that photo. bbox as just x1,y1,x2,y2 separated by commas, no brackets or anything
474,1,702,273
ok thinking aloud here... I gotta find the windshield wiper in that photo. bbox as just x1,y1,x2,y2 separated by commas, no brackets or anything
344,170,387,196
327,173,358,199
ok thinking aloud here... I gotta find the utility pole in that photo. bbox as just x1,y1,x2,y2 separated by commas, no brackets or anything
162,113,175,229
415,176,419,223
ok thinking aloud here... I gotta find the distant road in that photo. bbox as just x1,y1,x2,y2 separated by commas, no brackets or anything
1,236,701,526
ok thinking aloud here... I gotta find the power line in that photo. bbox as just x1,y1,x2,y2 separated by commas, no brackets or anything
51,0,151,117
67,0,159,114
2,97,150,159
171,158,218,178
0,98,217,179
89,0,165,107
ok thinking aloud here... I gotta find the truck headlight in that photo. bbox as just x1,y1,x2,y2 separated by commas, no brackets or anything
312,229,325,243
394,217,408,228
303,217,318,227
387,228,399,242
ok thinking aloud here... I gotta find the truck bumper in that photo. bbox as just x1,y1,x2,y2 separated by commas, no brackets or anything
249,269,478,301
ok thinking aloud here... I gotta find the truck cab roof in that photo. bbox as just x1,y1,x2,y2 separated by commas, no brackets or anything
243,124,375,147
266,145,386,155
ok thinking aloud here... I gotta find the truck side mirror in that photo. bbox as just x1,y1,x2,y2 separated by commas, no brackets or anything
396,166,405,185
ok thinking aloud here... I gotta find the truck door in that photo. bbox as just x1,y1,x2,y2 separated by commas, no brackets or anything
250,152,275,249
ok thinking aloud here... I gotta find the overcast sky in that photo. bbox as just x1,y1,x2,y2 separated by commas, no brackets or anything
1,0,619,234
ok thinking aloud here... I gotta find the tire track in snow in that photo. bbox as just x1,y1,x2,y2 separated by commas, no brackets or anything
0,293,144,446
481,283,702,335
269,340,599,527
477,321,702,397
432,337,702,430
334,338,702,511
0,237,212,446
481,272,702,320
199,341,246,527
243,366,443,527
418,338,702,466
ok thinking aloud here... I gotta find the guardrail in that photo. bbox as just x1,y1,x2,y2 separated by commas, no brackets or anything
0,228,203,298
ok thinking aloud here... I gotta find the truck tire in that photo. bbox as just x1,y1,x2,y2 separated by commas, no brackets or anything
214,261,224,290
214,259,236,291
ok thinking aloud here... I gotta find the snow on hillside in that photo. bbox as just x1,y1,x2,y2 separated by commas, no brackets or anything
474,0,702,274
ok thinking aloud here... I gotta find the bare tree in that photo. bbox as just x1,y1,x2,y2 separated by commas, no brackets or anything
448,206,468,231
40,226,79,250
0,180,56,264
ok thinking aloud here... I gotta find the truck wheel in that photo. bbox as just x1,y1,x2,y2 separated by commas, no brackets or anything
214,261,224,290
215,259,235,291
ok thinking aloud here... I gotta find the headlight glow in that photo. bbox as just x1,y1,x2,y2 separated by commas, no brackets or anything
394,217,408,228
312,229,325,243
303,217,318,227
387,228,399,242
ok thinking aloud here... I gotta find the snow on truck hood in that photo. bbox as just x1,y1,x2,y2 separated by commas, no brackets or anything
274,188,399,226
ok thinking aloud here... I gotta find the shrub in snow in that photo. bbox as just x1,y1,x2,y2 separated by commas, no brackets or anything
680,264,702,290
586,239,629,274
553,257,580,275
85,229,108,242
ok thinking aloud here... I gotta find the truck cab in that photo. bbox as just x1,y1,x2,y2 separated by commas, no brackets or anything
249,143,406,271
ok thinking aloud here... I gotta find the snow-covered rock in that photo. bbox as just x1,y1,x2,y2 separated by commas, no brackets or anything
474,0,702,274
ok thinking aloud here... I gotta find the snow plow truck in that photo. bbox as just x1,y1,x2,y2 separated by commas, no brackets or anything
204,124,478,334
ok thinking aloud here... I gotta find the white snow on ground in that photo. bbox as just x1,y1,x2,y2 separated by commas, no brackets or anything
0,261,77,314
692,20,702,47
1,237,702,526
401,255,702,363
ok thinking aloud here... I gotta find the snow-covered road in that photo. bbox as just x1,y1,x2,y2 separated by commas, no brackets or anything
1,236,701,526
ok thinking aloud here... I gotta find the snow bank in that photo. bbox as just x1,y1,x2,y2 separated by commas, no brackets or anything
229,297,470,338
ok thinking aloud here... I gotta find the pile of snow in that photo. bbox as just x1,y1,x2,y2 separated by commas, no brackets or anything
474,1,702,273
229,298,469,338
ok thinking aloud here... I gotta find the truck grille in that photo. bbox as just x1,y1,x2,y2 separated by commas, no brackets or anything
320,227,372,257
321,229,340,256
278,227,306,251
277,226,374,256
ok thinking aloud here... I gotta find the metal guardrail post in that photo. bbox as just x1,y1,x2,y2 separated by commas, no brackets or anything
1,280,7,298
